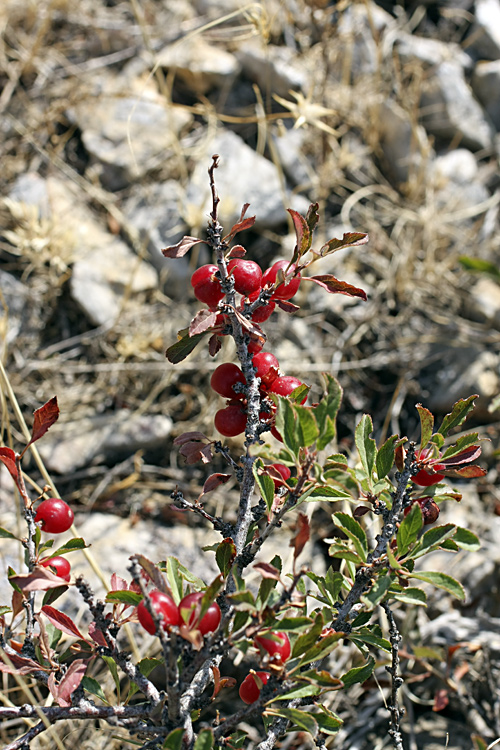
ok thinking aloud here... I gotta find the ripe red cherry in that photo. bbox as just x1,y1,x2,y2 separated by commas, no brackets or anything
191,264,224,308
252,352,280,388
40,556,71,582
268,376,307,403
268,463,291,489
227,259,262,295
404,497,440,525
254,631,291,662
262,260,301,300
412,466,445,486
34,499,74,534
244,292,276,323
239,671,270,704
211,363,246,399
178,591,221,635
214,402,247,437
137,590,180,634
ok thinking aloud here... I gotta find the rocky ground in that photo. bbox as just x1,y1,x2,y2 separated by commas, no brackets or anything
1,0,500,748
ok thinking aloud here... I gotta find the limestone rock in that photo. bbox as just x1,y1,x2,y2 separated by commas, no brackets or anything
0,270,30,345
157,38,240,93
471,59,500,130
236,41,309,98
377,98,433,185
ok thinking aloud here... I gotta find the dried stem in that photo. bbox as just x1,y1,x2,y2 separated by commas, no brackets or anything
382,602,405,750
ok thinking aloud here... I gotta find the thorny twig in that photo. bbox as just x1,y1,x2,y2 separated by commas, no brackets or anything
382,602,405,750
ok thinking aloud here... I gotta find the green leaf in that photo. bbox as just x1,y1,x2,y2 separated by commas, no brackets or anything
193,729,214,750
376,435,398,480
409,571,465,600
333,512,368,561
298,633,343,666
272,683,320,701
253,459,275,513
292,612,324,658
215,538,236,577
453,527,480,551
324,567,344,602
349,631,391,652
275,397,299,456
314,705,343,735
390,587,427,606
51,538,88,555
127,658,163,700
0,527,17,540
101,655,120,698
267,707,318,736
437,395,478,438
163,728,185,750
441,432,479,461
166,330,207,364
459,255,500,280
105,590,142,606
328,545,363,564
299,669,343,688
295,405,320,448
164,558,204,604
416,405,434,452
82,676,108,703
304,485,352,502
396,502,423,556
340,655,375,687
361,574,393,608
275,616,313,632
315,374,343,451
355,414,376,489
257,554,281,607
407,524,456,559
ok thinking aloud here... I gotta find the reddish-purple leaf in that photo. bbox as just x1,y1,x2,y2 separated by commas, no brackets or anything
287,208,311,262
275,299,300,314
179,441,214,465
433,687,449,712
50,658,88,707
161,236,203,258
189,309,218,336
134,555,167,593
223,204,256,242
0,447,19,484
290,513,310,561
41,605,86,639
319,232,369,256
10,567,69,593
253,562,282,581
201,473,232,496
0,652,48,676
308,275,367,300
440,445,482,466
110,573,128,592
452,465,487,478
208,334,222,357
28,397,59,447
88,621,108,646
227,244,246,259
353,505,371,517
174,432,210,446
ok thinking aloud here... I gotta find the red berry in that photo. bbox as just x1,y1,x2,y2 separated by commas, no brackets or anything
268,376,307,403
191,265,224,308
211,363,246,399
34,498,74,534
178,591,221,635
262,261,301,300
404,497,440,525
247,339,264,355
239,671,270,704
137,590,180,634
244,292,276,323
227,259,262,295
214,403,247,437
254,631,291,662
40,556,71,582
268,463,291,489
411,467,445,487
252,352,280,388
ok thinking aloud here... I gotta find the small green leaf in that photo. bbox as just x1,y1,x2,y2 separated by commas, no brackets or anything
328,544,363,564
355,415,376,489
299,669,343,688
349,631,391,652
437,395,478,438
295,406,320,448
253,459,275,513
340,655,375,687
324,567,344,602
314,705,343,734
166,557,184,603
396,502,423,556
105,590,142,606
409,571,465,600
333,512,368,561
215,538,236,577
441,432,479,461
453,527,480,551
275,616,313,632
304,485,352,502
101,655,120,698
275,397,299,456
315,374,343,451
292,612,324,658
390,587,427,606
0,527,17,540
361,574,393,608
376,435,398,480
193,729,214,750
272,683,320,701
82,676,108,703
298,633,343,666
416,404,434,452
166,330,207,364
163,728,185,750
459,255,500,280
257,554,281,607
267,707,318,736
51,538,88,555
407,524,457,559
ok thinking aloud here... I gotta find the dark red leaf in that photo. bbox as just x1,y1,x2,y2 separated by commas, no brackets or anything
189,310,218,336
211,664,221,697
28,397,59,447
201,473,232,496
287,208,311,261
440,445,482,466
353,506,371,517
208,334,222,357
307,275,367,300
275,299,300,314
161,236,203,258
395,445,405,472
10,567,69,593
88,621,108,646
110,573,128,592
0,652,48,676
227,244,246,259
452,465,487,478
433,687,449,712
0,447,19,484
51,658,88,707
174,432,210,446
41,605,86,640
223,205,256,242
290,513,310,561
253,562,282,580
319,232,369,256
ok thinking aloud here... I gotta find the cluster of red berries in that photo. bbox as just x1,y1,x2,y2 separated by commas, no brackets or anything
34,498,75,581
239,630,291,704
137,589,222,636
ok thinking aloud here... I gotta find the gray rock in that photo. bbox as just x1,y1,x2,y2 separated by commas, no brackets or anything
377,98,433,185
185,129,284,230
427,346,500,416
330,1,394,80
236,41,309,98
396,32,473,71
9,173,50,218
157,38,240,93
471,59,500,130
468,276,500,327
70,240,158,327
433,148,478,184
420,61,494,151
69,90,192,190
38,411,173,474
0,270,31,344
421,610,500,652
467,0,500,61
272,126,312,187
